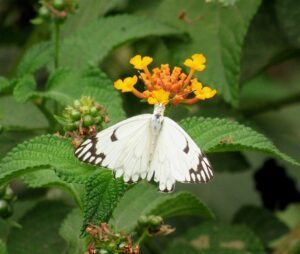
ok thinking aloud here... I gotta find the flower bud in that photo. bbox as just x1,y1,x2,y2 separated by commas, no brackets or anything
3,186,14,201
38,6,50,19
53,0,65,10
83,115,93,127
70,109,81,120
0,200,13,219
90,107,99,117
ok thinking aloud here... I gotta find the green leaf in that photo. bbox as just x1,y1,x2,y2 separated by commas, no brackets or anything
277,204,300,229
233,205,289,245
180,117,300,166
16,42,53,77
275,0,300,48
62,0,124,36
0,96,48,129
59,208,85,254
110,182,214,232
0,240,6,254
59,14,182,69
0,135,96,186
209,152,250,173
240,2,291,81
0,77,10,93
13,74,37,103
6,201,71,254
165,222,265,254
45,67,126,124
83,171,126,231
22,170,85,208
155,0,261,106
240,75,294,111
23,170,68,188
13,67,125,125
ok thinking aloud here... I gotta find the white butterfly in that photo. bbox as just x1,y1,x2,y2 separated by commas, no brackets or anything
75,104,213,192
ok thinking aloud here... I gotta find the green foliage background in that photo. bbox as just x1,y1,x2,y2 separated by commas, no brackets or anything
0,0,300,253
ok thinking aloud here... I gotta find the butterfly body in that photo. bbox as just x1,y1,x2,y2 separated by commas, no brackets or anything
75,104,213,192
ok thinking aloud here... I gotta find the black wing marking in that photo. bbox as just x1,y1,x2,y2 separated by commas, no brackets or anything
188,154,213,183
75,136,106,166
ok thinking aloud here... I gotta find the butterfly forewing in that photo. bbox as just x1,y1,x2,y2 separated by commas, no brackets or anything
75,114,153,183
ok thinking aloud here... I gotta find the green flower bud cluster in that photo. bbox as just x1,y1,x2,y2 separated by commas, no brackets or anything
85,223,139,254
138,215,163,234
0,185,16,219
31,0,78,25
57,96,109,136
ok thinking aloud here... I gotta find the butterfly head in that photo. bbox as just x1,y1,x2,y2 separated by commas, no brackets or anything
151,104,165,133
153,103,165,116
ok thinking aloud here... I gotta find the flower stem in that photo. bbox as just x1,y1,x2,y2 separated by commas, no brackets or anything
54,22,61,69
136,230,148,245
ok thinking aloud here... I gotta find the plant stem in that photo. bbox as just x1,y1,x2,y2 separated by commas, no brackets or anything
36,99,58,132
241,91,300,117
54,22,61,69
136,230,149,245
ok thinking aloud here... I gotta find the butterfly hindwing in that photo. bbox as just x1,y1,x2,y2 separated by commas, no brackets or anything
149,117,213,192
75,114,152,183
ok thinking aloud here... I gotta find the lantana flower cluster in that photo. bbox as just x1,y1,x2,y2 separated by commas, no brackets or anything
114,54,217,106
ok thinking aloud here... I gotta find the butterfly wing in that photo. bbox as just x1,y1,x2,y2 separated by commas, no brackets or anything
148,117,213,192
75,114,153,183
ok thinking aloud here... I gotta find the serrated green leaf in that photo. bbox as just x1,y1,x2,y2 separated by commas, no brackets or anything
180,117,300,166
110,182,213,232
59,14,182,69
154,0,261,106
44,67,126,124
62,0,124,36
233,205,289,245
83,170,126,232
16,42,53,77
22,170,85,208
165,222,265,254
13,67,125,125
0,77,10,93
59,208,85,254
0,135,96,186
6,201,71,254
0,96,48,129
13,74,37,103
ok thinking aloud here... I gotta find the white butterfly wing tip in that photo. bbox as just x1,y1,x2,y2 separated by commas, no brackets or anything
132,174,139,182
123,174,131,183
140,172,147,179
115,169,123,178
159,181,175,193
